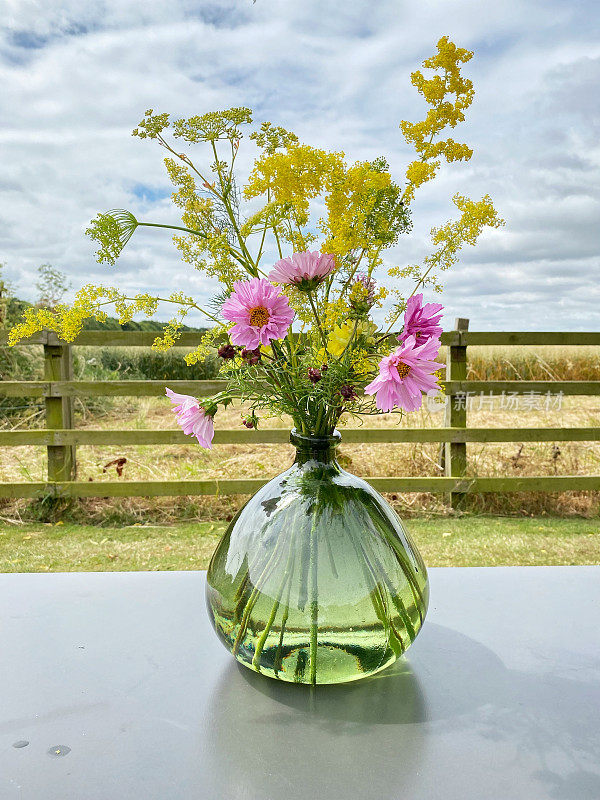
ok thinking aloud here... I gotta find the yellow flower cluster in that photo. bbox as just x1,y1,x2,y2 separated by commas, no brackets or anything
150,293,197,351
244,143,344,246
348,280,370,309
7,285,122,344
321,297,351,333
387,193,505,308
350,348,378,376
177,108,253,143
165,158,244,288
152,318,184,352
245,144,407,261
249,121,299,155
7,284,203,348
185,326,229,366
320,161,391,259
431,193,504,252
400,36,475,202
326,319,377,358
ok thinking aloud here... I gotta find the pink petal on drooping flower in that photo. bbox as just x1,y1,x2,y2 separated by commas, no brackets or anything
165,387,214,449
364,335,442,413
399,294,444,344
268,251,336,286
222,277,295,349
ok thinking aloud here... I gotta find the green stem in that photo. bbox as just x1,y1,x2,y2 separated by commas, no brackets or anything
361,534,416,643
381,261,439,338
268,343,312,430
95,293,222,327
330,482,407,659
210,140,257,276
336,248,367,300
232,543,284,655
138,221,208,238
252,529,297,671
308,490,321,685
137,221,247,271
364,514,422,634
252,593,281,671
307,290,328,354
274,546,296,675
272,225,284,259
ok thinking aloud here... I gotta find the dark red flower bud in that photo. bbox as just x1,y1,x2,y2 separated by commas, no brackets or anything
321,363,329,373
241,412,258,429
241,347,261,365
308,368,322,383
339,384,357,401
218,343,237,359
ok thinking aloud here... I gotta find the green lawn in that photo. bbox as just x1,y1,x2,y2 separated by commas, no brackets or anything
0,516,598,572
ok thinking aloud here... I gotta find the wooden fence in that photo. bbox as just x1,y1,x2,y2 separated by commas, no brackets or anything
1,324,600,507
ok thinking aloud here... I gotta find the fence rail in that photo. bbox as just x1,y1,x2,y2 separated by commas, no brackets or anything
2,379,600,398
4,330,600,347
1,324,599,505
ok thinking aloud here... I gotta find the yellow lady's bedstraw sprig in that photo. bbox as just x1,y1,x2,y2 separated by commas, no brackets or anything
401,36,475,203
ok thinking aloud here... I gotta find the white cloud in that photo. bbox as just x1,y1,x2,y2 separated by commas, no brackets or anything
1,0,599,332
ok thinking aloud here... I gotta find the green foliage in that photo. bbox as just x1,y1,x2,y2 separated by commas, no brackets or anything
75,346,219,381
0,344,44,422
363,158,412,249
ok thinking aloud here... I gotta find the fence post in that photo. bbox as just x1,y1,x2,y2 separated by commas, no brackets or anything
44,332,76,482
444,318,469,509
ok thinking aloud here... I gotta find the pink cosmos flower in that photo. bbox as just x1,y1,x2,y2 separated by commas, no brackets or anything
165,388,215,449
268,251,335,289
364,335,442,413
399,294,444,344
222,278,294,349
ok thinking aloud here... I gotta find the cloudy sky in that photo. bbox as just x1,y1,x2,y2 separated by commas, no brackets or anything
1,0,599,331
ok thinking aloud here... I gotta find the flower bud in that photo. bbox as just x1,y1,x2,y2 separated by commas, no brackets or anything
339,384,357,401
241,347,261,366
218,343,237,360
349,273,376,315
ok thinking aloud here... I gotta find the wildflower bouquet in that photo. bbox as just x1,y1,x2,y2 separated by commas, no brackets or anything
10,37,503,445
9,37,506,685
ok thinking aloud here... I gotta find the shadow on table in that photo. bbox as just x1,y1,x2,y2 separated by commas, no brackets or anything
235,622,504,725
204,623,600,799
202,623,501,798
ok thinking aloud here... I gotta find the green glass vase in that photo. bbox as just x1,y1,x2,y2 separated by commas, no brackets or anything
206,430,429,685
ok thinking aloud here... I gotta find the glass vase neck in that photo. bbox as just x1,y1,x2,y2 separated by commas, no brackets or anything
290,429,341,465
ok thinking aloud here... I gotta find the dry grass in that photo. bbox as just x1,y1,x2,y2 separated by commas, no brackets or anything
466,345,600,381
1,345,599,524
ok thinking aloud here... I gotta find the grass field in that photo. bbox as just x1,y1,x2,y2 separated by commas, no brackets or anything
0,516,598,572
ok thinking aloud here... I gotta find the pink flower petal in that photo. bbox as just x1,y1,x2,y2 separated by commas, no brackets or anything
268,251,336,286
365,335,442,414
222,278,294,347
